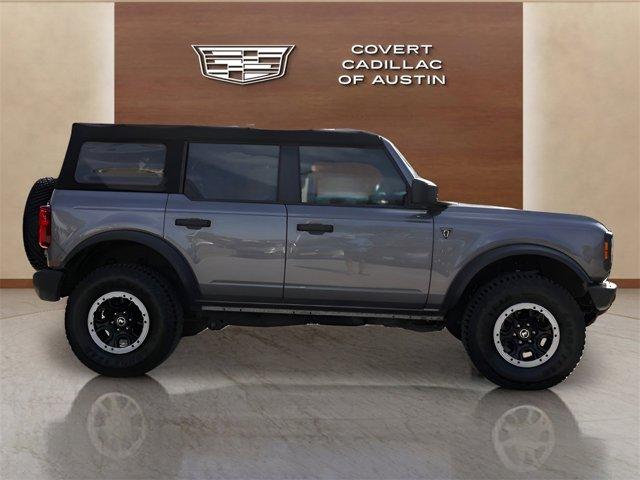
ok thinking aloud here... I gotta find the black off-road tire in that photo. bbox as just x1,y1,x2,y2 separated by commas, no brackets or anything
23,177,56,270
461,273,585,390
65,264,183,377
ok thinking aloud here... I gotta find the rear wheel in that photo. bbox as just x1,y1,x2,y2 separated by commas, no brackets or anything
23,177,56,270
65,264,183,376
461,273,585,390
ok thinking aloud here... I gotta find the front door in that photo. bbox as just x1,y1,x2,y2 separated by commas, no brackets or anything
164,142,286,301
284,146,433,308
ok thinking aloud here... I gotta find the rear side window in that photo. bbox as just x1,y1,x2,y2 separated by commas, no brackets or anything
75,142,166,187
185,143,279,202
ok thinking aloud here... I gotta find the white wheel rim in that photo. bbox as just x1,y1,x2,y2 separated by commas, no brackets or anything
493,303,560,368
87,291,150,354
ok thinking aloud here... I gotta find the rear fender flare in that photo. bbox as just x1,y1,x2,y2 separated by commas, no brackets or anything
62,230,200,305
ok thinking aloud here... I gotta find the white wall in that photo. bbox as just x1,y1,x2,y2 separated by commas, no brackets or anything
0,2,114,278
524,1,639,279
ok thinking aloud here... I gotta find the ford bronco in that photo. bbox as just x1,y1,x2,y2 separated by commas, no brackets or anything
24,123,616,389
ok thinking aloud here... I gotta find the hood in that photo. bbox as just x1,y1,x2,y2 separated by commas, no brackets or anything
440,202,609,232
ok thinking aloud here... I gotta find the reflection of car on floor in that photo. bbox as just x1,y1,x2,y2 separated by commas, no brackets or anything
46,376,606,479
24,123,616,389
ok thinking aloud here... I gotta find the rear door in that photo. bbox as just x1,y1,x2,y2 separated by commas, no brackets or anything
164,143,287,302
284,146,433,308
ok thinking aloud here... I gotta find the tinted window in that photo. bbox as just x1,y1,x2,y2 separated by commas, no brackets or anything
75,142,167,187
299,146,407,206
75,142,166,186
185,143,279,202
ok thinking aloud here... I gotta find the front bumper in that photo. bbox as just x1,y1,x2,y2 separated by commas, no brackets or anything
588,280,617,313
33,269,64,302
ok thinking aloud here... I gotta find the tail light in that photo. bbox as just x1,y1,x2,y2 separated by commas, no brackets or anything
38,205,51,248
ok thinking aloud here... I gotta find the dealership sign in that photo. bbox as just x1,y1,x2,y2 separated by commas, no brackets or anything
191,43,444,87
192,45,295,85
338,44,446,86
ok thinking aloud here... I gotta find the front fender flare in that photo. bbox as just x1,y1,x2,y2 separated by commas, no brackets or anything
441,244,591,313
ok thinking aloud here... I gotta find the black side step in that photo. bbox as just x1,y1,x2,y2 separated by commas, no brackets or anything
198,304,444,332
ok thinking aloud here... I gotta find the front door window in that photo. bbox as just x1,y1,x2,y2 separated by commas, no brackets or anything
299,146,407,207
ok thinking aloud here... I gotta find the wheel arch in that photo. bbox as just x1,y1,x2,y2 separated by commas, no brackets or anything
442,244,591,315
61,230,200,311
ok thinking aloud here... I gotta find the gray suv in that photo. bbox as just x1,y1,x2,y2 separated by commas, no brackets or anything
24,123,616,389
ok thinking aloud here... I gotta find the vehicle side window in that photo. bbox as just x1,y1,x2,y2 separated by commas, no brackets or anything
185,143,279,202
299,146,407,206
75,142,166,187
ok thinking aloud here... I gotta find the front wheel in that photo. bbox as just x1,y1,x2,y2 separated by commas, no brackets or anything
65,264,183,376
461,273,585,390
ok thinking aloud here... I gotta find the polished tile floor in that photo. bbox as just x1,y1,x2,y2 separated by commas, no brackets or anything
0,289,638,479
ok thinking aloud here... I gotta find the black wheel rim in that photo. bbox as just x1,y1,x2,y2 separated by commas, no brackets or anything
494,303,560,368
88,292,150,354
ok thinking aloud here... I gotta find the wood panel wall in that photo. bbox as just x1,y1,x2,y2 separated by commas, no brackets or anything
115,2,522,207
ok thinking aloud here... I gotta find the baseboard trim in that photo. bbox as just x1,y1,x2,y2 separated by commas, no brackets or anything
1,278,638,289
611,278,640,288
0,279,33,288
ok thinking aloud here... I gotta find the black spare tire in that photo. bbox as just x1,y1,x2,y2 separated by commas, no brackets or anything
23,177,56,270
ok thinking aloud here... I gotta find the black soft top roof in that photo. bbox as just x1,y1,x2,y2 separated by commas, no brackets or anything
59,123,386,191
70,123,383,147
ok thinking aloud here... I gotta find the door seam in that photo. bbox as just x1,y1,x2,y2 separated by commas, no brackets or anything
282,203,288,301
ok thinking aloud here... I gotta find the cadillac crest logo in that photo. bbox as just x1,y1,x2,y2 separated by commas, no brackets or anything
192,45,295,85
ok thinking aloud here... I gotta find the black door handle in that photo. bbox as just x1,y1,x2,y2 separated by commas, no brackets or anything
297,223,334,234
175,218,211,230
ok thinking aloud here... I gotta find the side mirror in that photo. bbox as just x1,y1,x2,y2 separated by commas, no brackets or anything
410,178,438,206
